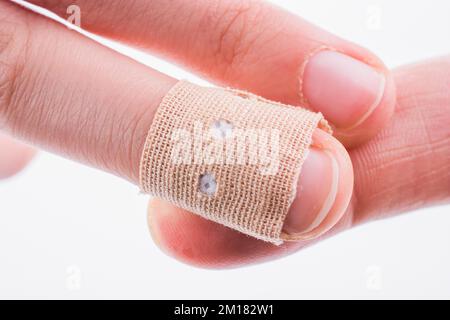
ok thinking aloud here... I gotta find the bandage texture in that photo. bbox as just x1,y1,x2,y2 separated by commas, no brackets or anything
140,81,331,244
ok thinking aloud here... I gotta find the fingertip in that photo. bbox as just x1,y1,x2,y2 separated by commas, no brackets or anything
0,133,36,180
146,130,354,268
333,68,396,147
147,198,276,269
301,50,396,147
282,129,354,240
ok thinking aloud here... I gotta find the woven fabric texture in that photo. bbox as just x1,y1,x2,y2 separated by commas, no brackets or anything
140,81,331,244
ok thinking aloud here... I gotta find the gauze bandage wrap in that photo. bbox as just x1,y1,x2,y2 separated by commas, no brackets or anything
140,81,331,244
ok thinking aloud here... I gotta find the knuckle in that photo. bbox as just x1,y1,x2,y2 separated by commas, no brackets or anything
208,0,268,72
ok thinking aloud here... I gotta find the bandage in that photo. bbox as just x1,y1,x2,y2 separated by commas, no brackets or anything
140,81,331,244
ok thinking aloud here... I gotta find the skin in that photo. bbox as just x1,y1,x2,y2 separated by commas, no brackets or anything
26,0,396,146
0,132,35,179
0,0,449,268
148,58,450,268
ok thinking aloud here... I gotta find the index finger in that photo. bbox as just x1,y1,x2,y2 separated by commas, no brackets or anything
1,1,354,256
27,0,396,146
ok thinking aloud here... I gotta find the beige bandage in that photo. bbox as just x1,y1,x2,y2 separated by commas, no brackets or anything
140,81,331,244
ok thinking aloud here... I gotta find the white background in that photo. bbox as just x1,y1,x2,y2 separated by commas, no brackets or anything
1,0,449,299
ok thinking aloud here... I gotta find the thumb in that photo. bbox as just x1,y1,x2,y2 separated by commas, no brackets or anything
146,56,450,268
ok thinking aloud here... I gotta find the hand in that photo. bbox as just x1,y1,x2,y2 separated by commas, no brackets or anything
148,58,450,267
0,1,448,268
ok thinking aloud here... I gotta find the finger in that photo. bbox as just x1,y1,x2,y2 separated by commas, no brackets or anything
1,0,354,245
0,1,176,183
0,132,35,179
148,198,354,269
351,56,450,224
148,128,354,268
148,56,450,268
27,0,396,146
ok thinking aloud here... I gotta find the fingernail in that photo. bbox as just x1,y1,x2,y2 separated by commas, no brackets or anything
302,51,385,130
283,148,339,237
